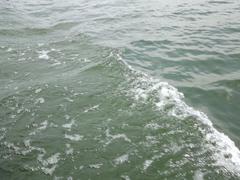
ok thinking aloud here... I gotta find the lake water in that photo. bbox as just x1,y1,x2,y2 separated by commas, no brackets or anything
0,0,240,179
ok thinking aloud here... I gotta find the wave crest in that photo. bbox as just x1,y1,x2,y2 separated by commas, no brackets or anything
114,52,240,176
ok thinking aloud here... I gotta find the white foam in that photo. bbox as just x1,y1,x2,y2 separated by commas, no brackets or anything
38,50,49,60
49,122,58,128
7,48,13,52
29,121,48,136
0,128,6,141
89,163,103,169
64,115,70,120
35,88,42,94
35,97,45,104
41,165,57,175
143,160,153,171
46,153,61,165
114,154,129,165
64,134,83,141
105,129,131,146
83,58,90,62
3,141,21,152
84,104,100,113
50,61,62,66
10,114,16,119
37,152,61,175
67,177,73,180
3,138,51,175
116,53,240,176
144,123,163,130
38,120,48,130
65,144,74,155
145,136,158,146
17,108,24,114
193,170,204,180
62,120,75,129
121,175,131,180
64,97,74,102
38,43,44,47
23,139,31,147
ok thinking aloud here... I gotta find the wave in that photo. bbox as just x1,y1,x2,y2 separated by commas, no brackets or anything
112,51,240,176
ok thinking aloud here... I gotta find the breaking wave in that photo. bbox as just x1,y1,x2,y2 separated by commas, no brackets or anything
113,52,240,176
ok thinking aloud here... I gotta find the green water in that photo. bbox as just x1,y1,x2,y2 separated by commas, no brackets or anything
0,0,240,179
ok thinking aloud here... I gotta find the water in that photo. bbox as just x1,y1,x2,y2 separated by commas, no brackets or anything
0,0,240,179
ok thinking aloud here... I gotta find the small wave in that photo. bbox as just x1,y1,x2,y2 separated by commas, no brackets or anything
114,52,240,176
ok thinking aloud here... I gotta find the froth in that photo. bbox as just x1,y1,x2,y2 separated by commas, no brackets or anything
116,52,240,176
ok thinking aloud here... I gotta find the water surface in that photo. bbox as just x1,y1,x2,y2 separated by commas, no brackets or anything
1,0,240,179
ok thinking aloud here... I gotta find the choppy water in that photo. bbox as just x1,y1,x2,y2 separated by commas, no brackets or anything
1,0,240,179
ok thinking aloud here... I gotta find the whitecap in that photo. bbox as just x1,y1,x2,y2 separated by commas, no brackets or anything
116,52,240,176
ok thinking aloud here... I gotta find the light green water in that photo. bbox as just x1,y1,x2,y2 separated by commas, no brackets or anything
0,0,240,179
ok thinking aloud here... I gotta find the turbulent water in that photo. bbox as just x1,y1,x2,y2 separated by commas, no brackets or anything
1,0,240,179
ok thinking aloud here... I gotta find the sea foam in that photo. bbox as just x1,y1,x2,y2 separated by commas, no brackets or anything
115,53,240,176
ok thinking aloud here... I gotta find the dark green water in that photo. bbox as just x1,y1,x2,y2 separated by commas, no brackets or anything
0,0,240,179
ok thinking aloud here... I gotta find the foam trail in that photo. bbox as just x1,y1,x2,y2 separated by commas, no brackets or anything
115,52,240,176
